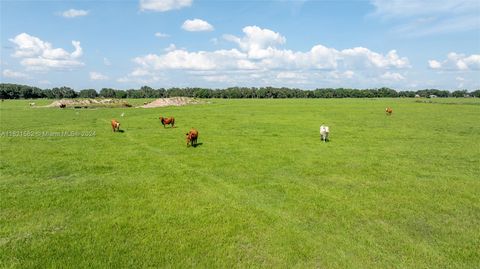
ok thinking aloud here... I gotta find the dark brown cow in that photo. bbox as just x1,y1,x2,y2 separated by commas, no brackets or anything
59,104,66,108
186,128,199,147
159,116,175,128
111,119,121,132
385,107,393,115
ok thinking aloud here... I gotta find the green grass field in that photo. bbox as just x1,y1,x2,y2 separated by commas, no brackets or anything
1,98,479,268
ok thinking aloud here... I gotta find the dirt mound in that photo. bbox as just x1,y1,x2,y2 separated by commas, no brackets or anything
141,97,203,108
47,99,132,108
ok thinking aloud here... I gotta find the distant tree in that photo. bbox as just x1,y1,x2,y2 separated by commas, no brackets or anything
100,88,116,98
2,83,479,99
451,90,468,98
126,89,141,98
79,89,98,98
114,90,127,99
51,86,77,99
377,87,398,98
43,89,54,99
470,90,480,98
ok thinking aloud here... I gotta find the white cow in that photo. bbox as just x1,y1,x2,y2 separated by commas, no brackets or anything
29,102,35,106
320,125,329,142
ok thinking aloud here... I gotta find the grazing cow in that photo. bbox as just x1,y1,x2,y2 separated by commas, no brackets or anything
59,104,66,108
385,107,393,115
111,119,121,132
320,125,329,142
29,102,35,106
186,128,199,147
159,116,175,128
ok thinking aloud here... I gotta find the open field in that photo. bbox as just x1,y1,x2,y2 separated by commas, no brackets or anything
1,98,479,268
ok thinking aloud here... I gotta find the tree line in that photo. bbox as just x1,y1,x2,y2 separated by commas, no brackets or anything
1,83,478,99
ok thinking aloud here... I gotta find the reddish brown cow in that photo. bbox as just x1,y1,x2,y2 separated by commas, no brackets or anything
111,119,121,132
385,107,393,115
159,116,175,128
186,128,199,147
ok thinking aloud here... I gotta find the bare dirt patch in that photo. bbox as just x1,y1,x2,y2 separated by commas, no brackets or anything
140,97,204,108
46,99,132,108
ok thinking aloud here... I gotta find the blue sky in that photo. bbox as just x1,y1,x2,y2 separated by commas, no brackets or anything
1,0,479,90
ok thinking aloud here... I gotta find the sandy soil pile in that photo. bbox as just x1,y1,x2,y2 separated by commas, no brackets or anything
141,97,203,108
47,99,131,108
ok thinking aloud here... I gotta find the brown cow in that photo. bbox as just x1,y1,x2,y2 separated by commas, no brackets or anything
111,119,121,132
186,128,199,147
159,116,175,128
59,104,66,108
385,107,393,115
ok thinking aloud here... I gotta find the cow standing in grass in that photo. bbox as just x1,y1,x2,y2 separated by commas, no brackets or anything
111,119,121,132
159,116,175,128
385,107,393,115
186,128,199,147
320,125,329,143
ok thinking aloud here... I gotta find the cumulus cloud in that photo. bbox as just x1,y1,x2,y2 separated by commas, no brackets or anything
61,9,89,18
370,0,480,36
341,48,410,69
9,33,84,71
224,26,286,58
122,26,410,87
2,69,30,79
182,19,214,32
428,60,442,69
429,52,480,70
140,0,192,12
164,44,177,52
380,71,405,81
90,72,109,80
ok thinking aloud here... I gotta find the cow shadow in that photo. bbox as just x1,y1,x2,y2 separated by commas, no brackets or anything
118,129,125,133
193,142,203,148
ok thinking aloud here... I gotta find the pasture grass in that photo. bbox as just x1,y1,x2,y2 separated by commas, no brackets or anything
1,98,479,268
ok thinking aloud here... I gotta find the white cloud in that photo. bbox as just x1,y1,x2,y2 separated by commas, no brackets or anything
182,19,214,32
2,69,29,79
9,33,84,71
123,26,411,87
428,60,442,69
224,26,286,59
276,72,307,80
370,0,480,36
61,9,89,18
155,32,169,38
90,72,109,80
164,44,177,52
380,71,405,81
341,48,410,69
343,70,355,79
140,0,192,12
429,52,480,71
